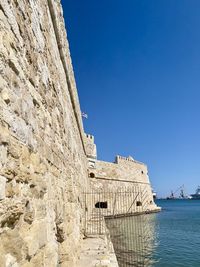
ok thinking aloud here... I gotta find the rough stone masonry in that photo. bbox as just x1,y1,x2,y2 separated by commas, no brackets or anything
0,1,159,267
0,0,89,266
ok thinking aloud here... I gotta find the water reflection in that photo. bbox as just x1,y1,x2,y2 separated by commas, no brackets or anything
106,213,159,267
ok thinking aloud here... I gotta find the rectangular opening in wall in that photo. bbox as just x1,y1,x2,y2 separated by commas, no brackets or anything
95,201,108,209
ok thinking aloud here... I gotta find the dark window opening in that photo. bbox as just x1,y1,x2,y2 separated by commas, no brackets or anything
95,201,108,209
141,171,144,174
89,172,95,178
136,201,142,207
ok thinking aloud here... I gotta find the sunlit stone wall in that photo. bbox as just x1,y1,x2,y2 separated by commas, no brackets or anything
0,1,88,266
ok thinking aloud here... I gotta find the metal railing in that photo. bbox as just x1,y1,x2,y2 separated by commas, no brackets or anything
83,187,158,267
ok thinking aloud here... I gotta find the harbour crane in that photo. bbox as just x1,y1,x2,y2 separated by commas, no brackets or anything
167,185,186,199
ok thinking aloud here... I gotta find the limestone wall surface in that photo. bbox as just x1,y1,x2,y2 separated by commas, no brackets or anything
0,1,88,266
92,158,150,184
88,156,158,213
84,134,97,160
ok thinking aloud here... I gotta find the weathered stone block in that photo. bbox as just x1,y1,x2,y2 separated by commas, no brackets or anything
0,176,6,200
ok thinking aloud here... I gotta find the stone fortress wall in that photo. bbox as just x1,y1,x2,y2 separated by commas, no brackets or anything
85,134,159,216
0,1,88,266
0,1,159,266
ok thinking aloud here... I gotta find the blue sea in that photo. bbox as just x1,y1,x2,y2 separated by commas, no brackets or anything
153,199,200,267
106,200,200,267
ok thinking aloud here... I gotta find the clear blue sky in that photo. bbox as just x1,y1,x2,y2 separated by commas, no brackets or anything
62,0,200,197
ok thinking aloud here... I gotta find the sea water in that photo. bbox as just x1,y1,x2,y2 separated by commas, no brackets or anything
106,200,200,267
153,199,200,267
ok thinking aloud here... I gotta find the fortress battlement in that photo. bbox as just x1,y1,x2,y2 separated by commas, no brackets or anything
115,155,146,166
85,133,95,142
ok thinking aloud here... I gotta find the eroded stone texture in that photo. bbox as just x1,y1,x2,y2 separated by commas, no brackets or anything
0,0,88,266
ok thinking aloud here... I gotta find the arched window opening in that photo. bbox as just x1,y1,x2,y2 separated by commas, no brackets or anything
89,172,95,178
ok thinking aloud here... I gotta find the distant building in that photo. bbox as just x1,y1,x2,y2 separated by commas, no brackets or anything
84,134,160,215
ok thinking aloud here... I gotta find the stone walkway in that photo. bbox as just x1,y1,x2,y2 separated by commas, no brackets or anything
77,236,119,267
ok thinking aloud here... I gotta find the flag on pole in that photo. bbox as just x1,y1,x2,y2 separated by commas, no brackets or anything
81,112,88,119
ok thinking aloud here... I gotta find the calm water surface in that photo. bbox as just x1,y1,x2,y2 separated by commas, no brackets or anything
106,200,200,267
153,199,200,267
